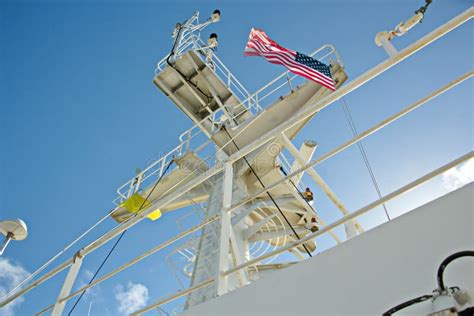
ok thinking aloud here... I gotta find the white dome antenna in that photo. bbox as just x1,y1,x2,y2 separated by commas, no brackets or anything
0,219,28,255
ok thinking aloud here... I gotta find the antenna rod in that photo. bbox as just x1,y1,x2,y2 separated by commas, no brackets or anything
0,232,13,256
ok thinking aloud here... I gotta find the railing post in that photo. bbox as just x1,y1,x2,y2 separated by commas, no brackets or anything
279,132,361,238
159,157,166,177
133,173,143,194
51,251,83,316
186,129,191,152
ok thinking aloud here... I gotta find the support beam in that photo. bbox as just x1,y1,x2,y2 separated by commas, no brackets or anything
279,133,362,238
36,216,220,315
154,77,212,138
187,57,234,122
216,209,231,295
249,226,307,243
226,8,473,165
231,196,298,226
51,253,83,316
223,163,233,208
243,215,276,240
224,151,473,277
289,140,318,185
5,11,471,310
228,71,472,215
132,278,215,315
289,249,305,261
171,67,213,115
229,229,250,287
216,162,233,295
284,176,343,244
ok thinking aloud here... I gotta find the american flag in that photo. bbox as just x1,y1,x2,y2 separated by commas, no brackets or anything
244,28,335,91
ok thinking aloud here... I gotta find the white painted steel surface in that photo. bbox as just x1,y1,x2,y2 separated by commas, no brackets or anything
181,184,474,316
2,9,471,314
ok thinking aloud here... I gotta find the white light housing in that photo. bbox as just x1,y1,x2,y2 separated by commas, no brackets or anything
0,219,28,255
208,33,218,48
211,9,221,22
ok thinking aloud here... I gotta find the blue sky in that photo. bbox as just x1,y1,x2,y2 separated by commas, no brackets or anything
0,0,472,315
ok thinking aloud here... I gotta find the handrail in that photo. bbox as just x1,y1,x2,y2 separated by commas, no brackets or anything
3,8,471,313
132,278,215,315
223,151,474,276
227,71,473,212
132,152,473,315
38,151,473,315
224,7,474,165
35,215,220,315
116,43,341,205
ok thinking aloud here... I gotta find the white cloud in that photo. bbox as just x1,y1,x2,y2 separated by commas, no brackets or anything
0,258,29,316
442,159,474,191
114,282,149,315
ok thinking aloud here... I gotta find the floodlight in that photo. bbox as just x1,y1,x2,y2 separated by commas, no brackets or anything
208,33,218,48
211,10,221,22
0,219,28,255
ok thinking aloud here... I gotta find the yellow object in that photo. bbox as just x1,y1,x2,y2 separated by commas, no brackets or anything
120,193,162,221
147,209,162,221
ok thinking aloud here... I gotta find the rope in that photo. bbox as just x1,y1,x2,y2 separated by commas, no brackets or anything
67,159,175,315
340,97,391,220
222,126,312,257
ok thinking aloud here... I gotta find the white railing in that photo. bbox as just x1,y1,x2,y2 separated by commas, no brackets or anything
155,34,256,115
116,40,341,205
114,143,183,205
129,152,474,316
176,44,341,152
5,8,470,316
18,71,474,316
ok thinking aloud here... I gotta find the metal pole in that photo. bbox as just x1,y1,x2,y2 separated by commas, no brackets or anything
279,133,361,238
36,215,220,315
217,162,233,295
2,258,73,308
82,7,472,277
132,279,215,315
226,8,473,164
51,254,83,316
316,70,473,166
1,163,220,309
223,151,473,276
0,234,12,256
3,10,471,308
228,71,473,213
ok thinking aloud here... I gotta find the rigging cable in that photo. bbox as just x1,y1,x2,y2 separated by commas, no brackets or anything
221,126,313,257
68,159,175,315
166,21,311,255
340,97,391,220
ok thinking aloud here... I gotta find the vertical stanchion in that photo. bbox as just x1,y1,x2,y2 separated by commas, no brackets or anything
51,253,83,316
216,161,233,295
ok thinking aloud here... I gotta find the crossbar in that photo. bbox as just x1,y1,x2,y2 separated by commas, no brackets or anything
223,151,473,276
35,215,220,315
1,7,471,309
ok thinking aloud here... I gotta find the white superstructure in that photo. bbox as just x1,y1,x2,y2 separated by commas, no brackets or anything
0,6,472,316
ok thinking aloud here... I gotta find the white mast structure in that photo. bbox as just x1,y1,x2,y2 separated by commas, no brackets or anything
1,7,471,316
109,10,361,308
